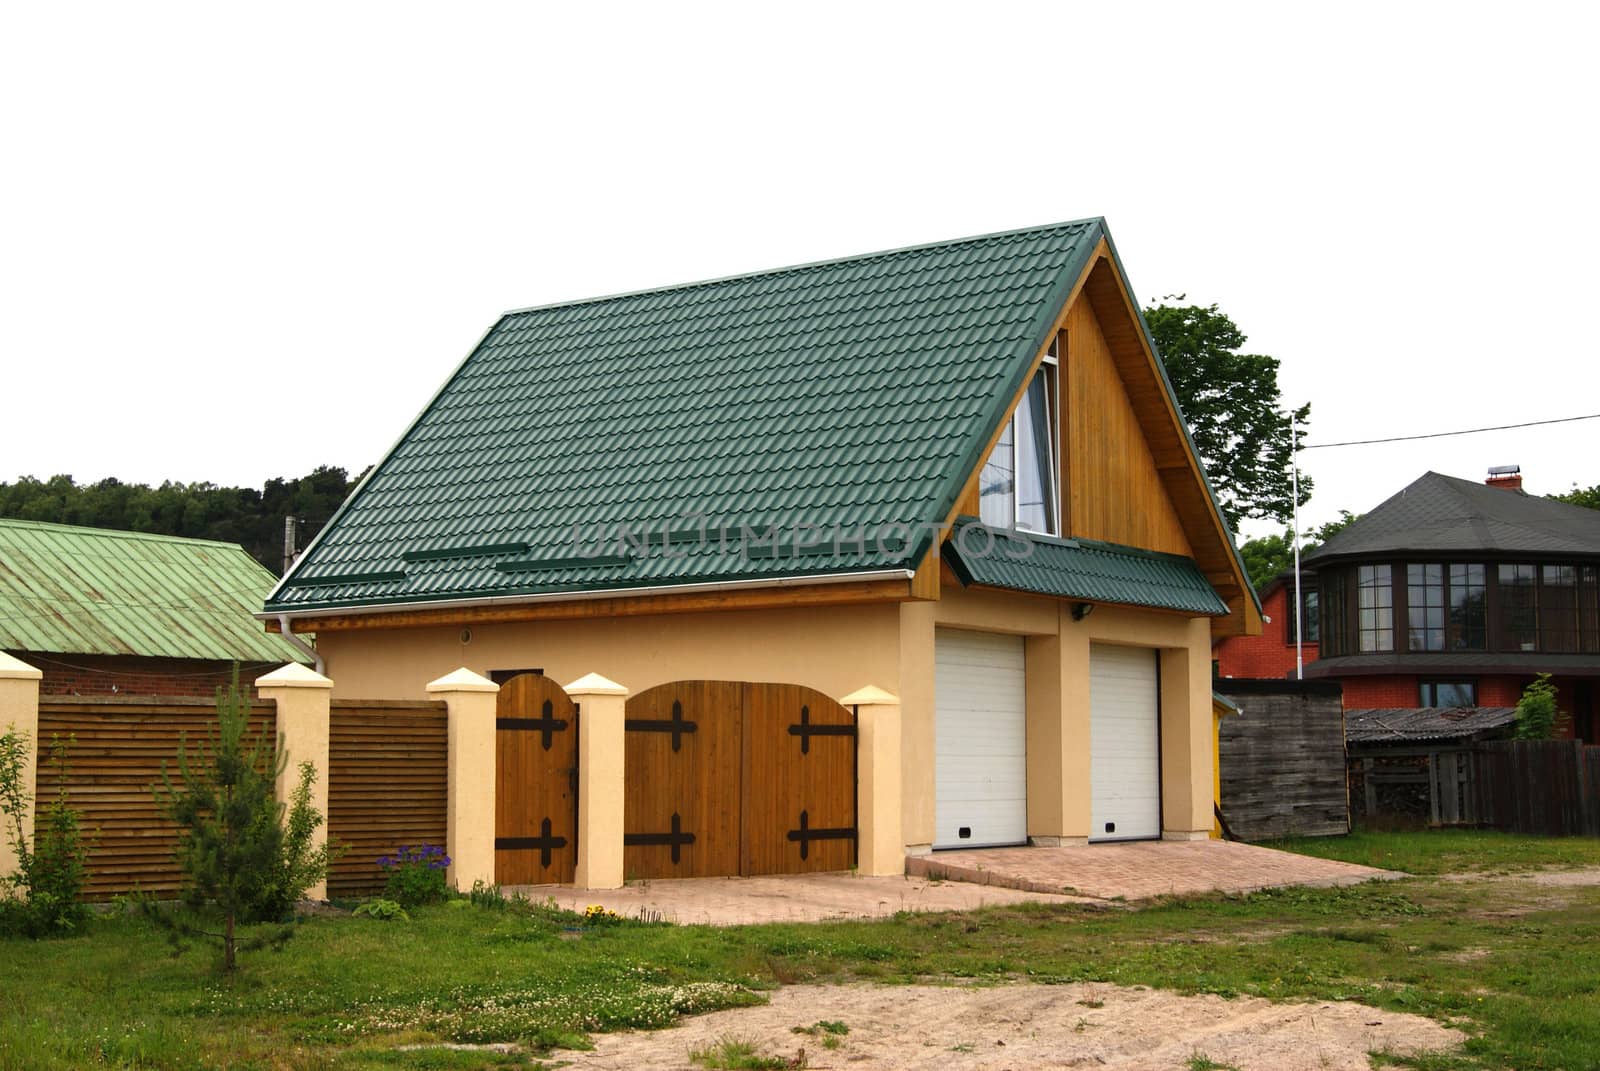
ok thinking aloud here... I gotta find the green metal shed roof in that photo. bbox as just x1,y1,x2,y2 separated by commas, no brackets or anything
941,520,1230,617
0,519,310,663
267,218,1231,617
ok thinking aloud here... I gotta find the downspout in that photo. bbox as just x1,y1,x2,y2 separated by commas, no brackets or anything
277,613,326,677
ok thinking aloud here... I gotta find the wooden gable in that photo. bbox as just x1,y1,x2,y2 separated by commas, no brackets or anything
944,240,1261,638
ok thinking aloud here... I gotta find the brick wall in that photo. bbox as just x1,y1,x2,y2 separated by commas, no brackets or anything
8,651,287,698
1214,583,1319,680
1340,674,1527,710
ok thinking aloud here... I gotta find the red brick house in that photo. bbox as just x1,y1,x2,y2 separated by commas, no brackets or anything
1216,469,1600,744
1214,569,1318,681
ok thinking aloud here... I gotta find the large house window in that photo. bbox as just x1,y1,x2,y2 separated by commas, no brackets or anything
979,340,1060,534
1543,565,1579,652
1420,680,1477,708
1407,564,1445,651
1447,564,1487,650
1498,564,1539,651
1358,564,1394,652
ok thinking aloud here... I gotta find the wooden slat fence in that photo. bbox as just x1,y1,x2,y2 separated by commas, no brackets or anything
35,697,276,900
1473,740,1599,837
326,700,448,897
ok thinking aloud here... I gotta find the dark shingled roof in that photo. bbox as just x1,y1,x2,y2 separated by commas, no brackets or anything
1345,706,1517,743
1303,472,1600,564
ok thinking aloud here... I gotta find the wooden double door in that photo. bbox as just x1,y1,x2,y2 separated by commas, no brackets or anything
494,675,857,884
624,681,856,879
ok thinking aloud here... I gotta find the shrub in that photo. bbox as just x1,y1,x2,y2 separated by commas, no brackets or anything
1513,673,1566,740
249,761,333,923
378,844,451,907
0,732,91,938
352,898,409,922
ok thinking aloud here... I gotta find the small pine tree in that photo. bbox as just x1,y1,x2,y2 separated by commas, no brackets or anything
148,668,325,971
1513,673,1566,740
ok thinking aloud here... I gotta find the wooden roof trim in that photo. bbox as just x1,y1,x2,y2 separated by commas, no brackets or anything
1079,253,1261,638
268,576,918,633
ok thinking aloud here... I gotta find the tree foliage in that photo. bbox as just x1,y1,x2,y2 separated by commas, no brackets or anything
1513,673,1565,740
1145,303,1310,531
146,670,329,972
1550,484,1600,511
1236,512,1361,591
0,466,360,575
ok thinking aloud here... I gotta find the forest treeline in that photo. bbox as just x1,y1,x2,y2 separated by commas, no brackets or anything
0,466,362,575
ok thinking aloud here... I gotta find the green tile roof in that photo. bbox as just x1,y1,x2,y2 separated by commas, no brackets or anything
941,520,1230,617
269,220,1119,613
0,519,310,663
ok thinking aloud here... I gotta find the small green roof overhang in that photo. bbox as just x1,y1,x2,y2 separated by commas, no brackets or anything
942,520,1230,617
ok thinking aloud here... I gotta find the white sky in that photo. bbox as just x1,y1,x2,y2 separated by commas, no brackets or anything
3,2,1597,544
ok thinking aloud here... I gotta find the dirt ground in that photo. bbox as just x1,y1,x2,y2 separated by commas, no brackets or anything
554,982,1463,1070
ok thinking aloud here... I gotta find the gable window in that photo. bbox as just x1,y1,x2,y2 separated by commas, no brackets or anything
1357,564,1393,652
1420,680,1477,708
979,339,1060,534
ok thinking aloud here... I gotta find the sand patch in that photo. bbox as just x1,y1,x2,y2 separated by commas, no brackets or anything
557,982,1462,1070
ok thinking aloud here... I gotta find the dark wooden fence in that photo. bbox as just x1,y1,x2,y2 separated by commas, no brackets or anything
1216,680,1350,840
35,696,277,900
326,700,449,896
1474,740,1600,837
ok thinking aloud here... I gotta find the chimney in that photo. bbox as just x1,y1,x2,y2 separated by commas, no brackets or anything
1486,464,1523,492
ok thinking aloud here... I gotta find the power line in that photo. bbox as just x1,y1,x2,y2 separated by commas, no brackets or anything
1301,412,1600,450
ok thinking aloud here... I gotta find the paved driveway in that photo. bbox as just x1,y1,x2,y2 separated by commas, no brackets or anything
908,839,1397,900
508,840,1393,925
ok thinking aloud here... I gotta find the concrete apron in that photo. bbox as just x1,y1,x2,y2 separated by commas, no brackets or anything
502,841,1396,926
907,839,1400,902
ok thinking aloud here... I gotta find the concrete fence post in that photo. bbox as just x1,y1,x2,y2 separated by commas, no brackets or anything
0,652,43,883
842,685,904,877
566,672,628,890
256,662,334,900
426,668,499,893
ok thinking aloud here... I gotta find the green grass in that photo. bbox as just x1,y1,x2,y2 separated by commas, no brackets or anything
1,832,1597,1069
1267,827,1600,875
690,1036,795,1069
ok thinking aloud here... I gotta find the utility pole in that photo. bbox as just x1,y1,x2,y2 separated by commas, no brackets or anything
282,515,298,576
1291,422,1303,681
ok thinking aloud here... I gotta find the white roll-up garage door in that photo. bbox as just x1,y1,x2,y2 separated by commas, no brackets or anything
934,628,1027,849
1089,643,1161,842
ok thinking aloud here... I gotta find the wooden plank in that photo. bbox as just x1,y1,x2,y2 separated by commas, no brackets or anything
37,701,276,901
1063,297,1192,558
326,701,448,896
275,578,917,634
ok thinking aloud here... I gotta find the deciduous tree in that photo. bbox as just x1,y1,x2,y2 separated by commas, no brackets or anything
1144,302,1310,531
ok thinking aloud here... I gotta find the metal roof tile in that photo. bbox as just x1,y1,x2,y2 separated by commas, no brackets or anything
270,221,1123,612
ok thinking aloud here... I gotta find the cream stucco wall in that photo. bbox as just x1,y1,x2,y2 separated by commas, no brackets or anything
313,585,1218,862
317,602,903,704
